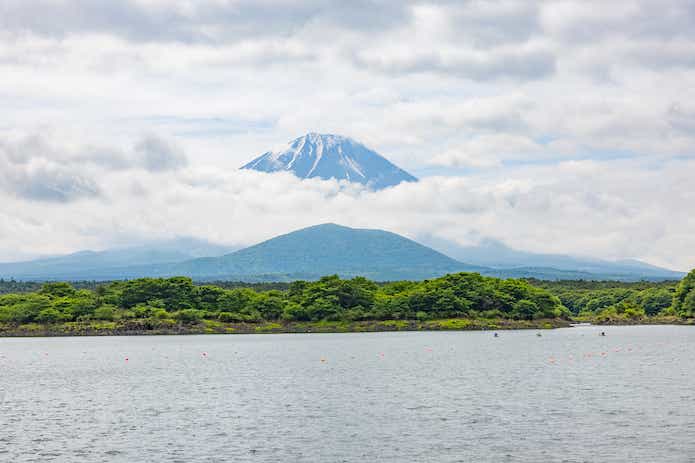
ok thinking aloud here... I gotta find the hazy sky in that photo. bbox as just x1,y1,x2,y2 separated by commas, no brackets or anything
1,0,694,270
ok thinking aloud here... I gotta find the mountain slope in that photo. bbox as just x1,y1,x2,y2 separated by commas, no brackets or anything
241,133,417,190
160,224,481,281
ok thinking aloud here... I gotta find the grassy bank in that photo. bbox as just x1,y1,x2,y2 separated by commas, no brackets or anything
0,317,571,337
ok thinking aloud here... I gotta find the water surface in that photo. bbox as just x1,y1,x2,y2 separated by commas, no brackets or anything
1,325,694,462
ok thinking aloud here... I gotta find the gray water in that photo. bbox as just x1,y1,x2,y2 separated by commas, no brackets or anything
1,325,694,462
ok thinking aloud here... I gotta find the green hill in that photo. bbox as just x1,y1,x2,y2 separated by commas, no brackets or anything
165,223,483,281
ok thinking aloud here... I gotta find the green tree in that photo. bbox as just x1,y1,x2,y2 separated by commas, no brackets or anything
673,269,695,317
93,305,118,321
512,299,539,320
631,288,673,316
249,292,285,320
218,288,255,313
119,277,196,310
39,282,76,297
1,294,51,323
36,308,65,323
172,309,204,323
194,285,226,312
282,302,311,321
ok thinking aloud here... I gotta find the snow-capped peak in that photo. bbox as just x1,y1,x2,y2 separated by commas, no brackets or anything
241,133,417,190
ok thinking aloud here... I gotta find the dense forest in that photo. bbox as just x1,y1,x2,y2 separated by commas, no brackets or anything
528,278,683,321
0,270,693,333
0,273,567,326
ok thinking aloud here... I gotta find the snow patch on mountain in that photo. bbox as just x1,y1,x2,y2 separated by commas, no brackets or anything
241,133,417,190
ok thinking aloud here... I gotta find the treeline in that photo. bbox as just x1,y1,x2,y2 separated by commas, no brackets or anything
0,279,291,295
0,280,44,294
0,273,569,325
0,280,103,295
531,274,695,321
1,270,693,326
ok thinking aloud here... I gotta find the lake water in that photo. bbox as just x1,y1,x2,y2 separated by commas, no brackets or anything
1,325,694,462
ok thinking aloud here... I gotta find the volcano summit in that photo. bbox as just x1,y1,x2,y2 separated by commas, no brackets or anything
241,133,417,190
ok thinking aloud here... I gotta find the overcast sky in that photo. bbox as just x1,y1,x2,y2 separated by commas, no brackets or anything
1,0,694,270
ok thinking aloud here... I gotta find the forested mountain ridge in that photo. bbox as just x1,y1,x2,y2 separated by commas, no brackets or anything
151,223,486,280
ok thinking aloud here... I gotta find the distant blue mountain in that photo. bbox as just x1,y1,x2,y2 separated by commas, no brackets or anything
0,238,237,281
241,133,417,190
418,236,684,281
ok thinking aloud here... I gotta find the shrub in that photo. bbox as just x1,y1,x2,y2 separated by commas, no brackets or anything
218,311,246,322
93,305,118,321
172,309,204,323
512,299,538,320
672,269,695,317
39,282,76,297
36,308,64,323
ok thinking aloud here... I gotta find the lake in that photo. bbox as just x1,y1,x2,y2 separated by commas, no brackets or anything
1,325,694,462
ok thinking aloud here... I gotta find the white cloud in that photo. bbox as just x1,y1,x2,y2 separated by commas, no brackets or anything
429,134,563,168
134,134,188,172
0,133,188,202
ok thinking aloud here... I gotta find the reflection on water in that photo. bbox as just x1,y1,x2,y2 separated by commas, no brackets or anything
1,326,694,462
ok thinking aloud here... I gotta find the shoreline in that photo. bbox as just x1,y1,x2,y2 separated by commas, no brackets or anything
1,316,692,338
1,317,693,337
0,318,571,337
571,316,695,328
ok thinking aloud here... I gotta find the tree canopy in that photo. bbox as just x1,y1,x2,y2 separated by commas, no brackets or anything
673,269,695,317
0,273,567,325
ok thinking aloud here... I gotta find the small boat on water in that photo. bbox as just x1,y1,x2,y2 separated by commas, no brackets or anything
569,322,592,327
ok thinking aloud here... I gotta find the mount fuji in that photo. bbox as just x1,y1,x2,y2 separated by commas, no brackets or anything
241,133,417,190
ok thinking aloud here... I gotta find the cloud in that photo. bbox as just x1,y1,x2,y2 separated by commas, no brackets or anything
430,149,502,169
73,147,134,170
0,133,188,202
0,0,411,43
541,1,695,42
352,44,555,81
343,3,555,81
430,135,537,168
429,134,583,168
0,165,101,203
0,135,101,202
668,103,695,134
134,134,188,172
